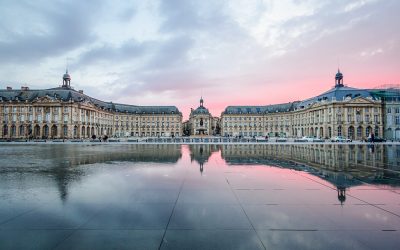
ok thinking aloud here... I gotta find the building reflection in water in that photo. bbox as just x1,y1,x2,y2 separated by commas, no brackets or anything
1,144,399,204
221,144,400,204
0,144,182,202
189,144,219,175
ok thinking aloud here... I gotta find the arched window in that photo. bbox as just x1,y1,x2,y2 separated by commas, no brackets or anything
19,125,25,136
3,125,8,136
348,126,354,139
374,127,379,137
366,127,371,137
357,126,362,138
63,126,68,137
11,125,16,137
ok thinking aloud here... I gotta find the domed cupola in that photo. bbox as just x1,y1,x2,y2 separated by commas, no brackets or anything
335,69,344,87
62,69,71,88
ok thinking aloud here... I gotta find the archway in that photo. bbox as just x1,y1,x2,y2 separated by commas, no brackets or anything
63,125,68,138
51,125,57,138
34,125,40,138
374,126,379,137
27,125,32,136
357,126,362,139
366,126,372,138
348,126,354,140
11,125,16,137
2,125,8,137
74,126,78,138
43,125,49,138
19,125,25,137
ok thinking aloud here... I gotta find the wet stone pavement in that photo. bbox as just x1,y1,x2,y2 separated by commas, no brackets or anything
0,143,400,249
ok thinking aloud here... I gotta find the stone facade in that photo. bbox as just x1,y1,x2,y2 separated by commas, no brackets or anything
221,71,387,140
188,98,213,136
1,70,398,140
0,72,182,139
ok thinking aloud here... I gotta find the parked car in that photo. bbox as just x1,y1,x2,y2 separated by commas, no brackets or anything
365,137,386,142
373,137,386,142
301,136,314,142
331,136,352,142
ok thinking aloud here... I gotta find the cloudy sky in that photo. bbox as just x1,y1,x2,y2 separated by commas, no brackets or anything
0,0,399,119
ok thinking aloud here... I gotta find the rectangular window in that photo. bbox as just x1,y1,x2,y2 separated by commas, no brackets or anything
396,116,400,125
356,114,361,122
387,108,392,113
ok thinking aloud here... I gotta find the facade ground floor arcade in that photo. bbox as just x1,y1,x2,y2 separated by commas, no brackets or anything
1,123,114,139
293,124,383,140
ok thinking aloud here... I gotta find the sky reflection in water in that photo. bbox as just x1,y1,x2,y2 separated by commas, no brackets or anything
0,144,400,250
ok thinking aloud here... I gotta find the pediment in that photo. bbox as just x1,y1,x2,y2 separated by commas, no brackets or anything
346,96,375,104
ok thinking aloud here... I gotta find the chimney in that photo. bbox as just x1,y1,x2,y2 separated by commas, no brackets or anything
79,90,83,94
21,86,30,91
6,86,12,90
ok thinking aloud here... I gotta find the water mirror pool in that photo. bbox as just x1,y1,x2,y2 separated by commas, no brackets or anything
1,144,400,249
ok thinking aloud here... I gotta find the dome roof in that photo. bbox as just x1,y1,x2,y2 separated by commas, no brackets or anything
63,70,71,80
63,73,71,80
335,70,343,79
191,106,210,115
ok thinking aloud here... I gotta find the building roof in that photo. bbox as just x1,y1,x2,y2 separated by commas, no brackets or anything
191,106,211,115
296,85,377,109
223,102,299,115
190,97,211,116
0,87,181,115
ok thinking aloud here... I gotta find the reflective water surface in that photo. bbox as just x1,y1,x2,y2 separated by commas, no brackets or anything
1,144,400,250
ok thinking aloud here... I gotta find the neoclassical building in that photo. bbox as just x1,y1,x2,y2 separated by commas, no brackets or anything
1,69,398,140
188,97,218,136
0,71,182,139
369,87,400,140
221,70,387,140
